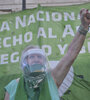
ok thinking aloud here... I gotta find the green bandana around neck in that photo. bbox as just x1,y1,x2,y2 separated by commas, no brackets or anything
15,73,60,100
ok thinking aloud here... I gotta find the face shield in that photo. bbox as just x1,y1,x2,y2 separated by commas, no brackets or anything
21,49,48,76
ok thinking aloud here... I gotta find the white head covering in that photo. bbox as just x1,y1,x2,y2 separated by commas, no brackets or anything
23,49,46,61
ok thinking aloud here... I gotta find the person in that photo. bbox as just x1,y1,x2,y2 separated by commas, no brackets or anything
4,8,90,100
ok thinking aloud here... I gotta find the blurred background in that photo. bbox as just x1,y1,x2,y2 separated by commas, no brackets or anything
0,0,90,14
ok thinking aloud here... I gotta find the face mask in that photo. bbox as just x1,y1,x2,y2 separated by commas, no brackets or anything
23,63,46,75
23,64,46,88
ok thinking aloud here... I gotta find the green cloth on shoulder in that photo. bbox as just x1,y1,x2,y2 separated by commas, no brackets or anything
15,76,27,100
15,73,60,100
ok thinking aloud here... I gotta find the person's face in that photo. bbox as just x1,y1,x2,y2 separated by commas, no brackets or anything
27,54,45,66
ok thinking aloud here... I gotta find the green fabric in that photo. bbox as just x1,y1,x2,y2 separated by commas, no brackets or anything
61,74,90,100
47,73,60,100
15,76,27,100
15,73,60,100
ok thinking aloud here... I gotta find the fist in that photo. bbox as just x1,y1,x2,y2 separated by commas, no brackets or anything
80,8,90,29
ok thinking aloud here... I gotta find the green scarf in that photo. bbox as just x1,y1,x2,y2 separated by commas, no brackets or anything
15,73,60,100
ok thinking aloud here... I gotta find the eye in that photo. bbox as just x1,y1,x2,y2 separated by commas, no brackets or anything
29,55,35,59
37,55,43,59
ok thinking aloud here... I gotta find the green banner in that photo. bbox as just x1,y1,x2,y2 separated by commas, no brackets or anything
0,3,90,100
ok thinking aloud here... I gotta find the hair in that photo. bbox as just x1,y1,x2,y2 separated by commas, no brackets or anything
22,45,40,54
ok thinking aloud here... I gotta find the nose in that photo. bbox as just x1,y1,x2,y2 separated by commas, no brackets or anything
34,56,40,63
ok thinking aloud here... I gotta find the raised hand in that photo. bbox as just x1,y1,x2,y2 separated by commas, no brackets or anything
80,8,90,29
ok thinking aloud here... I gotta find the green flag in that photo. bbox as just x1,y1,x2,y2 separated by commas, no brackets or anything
0,3,90,100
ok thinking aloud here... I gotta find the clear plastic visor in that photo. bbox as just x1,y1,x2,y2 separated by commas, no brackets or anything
21,49,47,73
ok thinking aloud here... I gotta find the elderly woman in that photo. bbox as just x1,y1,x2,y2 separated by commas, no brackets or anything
4,8,90,100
